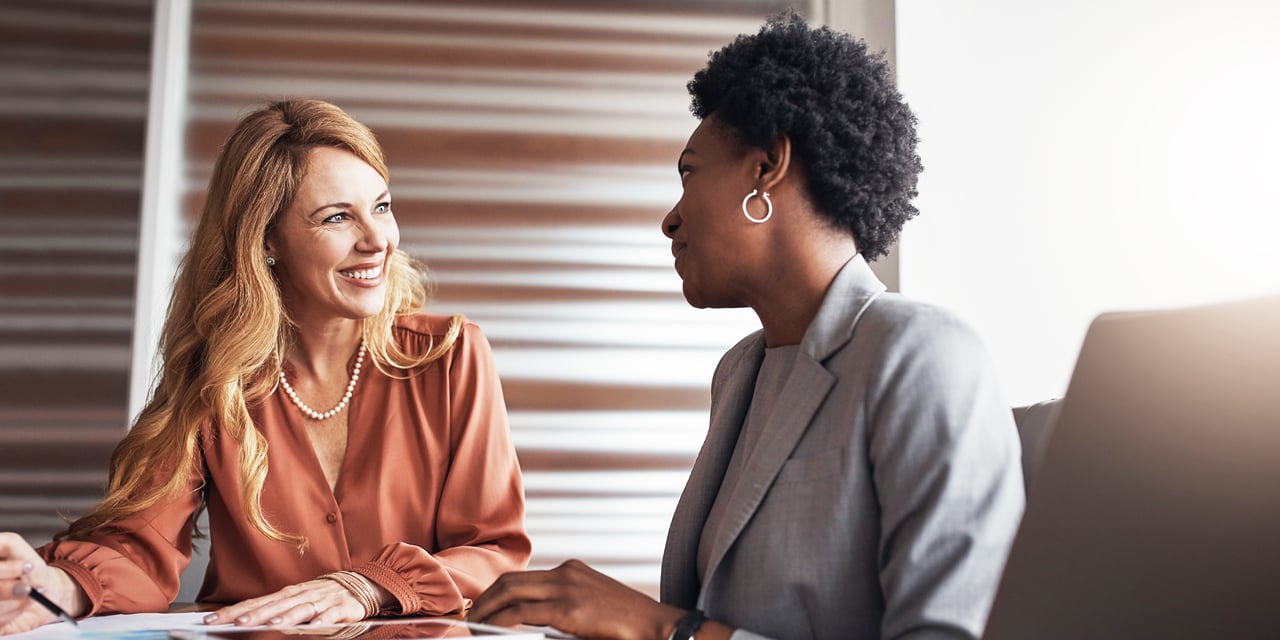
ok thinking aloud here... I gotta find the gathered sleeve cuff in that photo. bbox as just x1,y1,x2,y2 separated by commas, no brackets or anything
46,557,102,617
353,546,464,616
38,484,203,616
353,528,529,616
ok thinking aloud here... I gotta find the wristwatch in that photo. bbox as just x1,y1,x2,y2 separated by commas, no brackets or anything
667,609,707,640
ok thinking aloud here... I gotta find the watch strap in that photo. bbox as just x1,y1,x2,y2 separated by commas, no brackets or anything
667,609,707,640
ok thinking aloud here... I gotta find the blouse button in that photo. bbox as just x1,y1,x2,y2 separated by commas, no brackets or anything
326,512,338,524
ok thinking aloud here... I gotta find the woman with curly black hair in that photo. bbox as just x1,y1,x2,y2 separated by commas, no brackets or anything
471,13,1024,640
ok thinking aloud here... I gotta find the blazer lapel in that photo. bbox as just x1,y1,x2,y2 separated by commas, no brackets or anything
661,338,764,607
698,355,836,591
663,256,887,607
699,255,886,595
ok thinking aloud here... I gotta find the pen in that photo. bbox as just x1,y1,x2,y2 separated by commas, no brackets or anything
24,586,79,628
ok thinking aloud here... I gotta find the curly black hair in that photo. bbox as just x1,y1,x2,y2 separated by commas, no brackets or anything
688,12,922,260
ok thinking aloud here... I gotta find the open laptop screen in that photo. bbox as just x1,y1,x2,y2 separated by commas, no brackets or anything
984,296,1280,639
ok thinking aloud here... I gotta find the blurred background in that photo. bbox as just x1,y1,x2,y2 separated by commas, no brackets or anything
1,0,1276,600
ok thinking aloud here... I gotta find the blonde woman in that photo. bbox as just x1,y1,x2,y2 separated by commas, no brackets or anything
0,99,530,634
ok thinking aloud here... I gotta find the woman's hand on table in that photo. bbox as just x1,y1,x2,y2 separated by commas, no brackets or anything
203,574,387,627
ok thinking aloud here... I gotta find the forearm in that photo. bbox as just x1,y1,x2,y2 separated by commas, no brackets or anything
48,567,89,619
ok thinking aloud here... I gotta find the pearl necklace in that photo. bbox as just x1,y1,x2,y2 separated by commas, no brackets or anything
278,340,366,421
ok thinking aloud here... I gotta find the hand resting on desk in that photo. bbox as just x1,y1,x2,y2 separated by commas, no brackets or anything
203,572,393,628
469,559,732,640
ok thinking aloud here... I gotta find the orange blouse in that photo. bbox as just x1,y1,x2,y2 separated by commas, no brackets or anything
39,314,530,616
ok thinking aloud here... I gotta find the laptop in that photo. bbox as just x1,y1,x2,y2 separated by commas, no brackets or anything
983,295,1280,639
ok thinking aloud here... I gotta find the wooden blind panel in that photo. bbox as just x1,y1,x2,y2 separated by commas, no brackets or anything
0,0,153,541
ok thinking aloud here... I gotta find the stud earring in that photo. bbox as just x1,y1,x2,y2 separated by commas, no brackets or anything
266,255,277,267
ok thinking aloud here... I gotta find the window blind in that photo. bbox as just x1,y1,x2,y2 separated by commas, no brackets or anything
0,0,153,541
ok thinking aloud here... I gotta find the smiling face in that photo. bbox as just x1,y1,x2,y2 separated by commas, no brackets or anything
662,115,763,309
265,146,398,325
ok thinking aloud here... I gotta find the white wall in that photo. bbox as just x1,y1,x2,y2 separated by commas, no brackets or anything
895,0,1280,405
823,0,903,291
130,0,190,424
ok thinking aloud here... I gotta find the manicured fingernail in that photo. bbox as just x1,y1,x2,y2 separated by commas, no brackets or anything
235,616,250,625
203,614,218,623
12,583,31,597
268,617,282,625
21,562,33,574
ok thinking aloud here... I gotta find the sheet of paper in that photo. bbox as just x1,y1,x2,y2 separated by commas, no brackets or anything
6,614,547,640
179,618,546,639
8,612,210,640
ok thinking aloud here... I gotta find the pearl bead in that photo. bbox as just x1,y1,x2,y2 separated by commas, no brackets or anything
278,340,367,421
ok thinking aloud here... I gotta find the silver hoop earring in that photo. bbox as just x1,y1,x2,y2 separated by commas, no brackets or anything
266,255,277,267
741,189,773,224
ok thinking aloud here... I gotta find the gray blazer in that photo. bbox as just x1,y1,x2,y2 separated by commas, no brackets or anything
660,256,1025,640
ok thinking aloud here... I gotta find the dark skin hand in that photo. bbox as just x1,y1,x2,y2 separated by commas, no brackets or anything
468,559,733,640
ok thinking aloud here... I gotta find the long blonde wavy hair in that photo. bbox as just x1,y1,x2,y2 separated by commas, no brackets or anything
61,98,461,548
